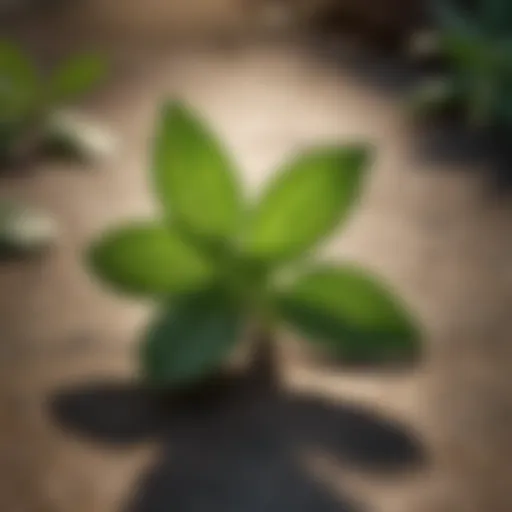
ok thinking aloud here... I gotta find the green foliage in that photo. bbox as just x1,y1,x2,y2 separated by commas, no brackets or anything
275,265,418,363
0,41,107,162
88,101,421,387
152,102,242,242
246,146,370,262
49,55,106,103
141,291,242,387
412,0,512,128
0,42,39,120
88,222,215,298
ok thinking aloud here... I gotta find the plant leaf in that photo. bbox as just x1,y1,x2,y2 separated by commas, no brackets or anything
275,264,420,363
49,54,106,103
0,41,39,118
152,101,242,242
0,41,37,86
141,291,242,387
245,145,371,263
87,222,215,297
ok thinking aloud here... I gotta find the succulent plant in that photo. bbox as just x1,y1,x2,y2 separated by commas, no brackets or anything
87,101,420,388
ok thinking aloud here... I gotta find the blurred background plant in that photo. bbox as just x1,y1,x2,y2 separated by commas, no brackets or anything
0,41,117,258
410,0,512,129
0,40,113,166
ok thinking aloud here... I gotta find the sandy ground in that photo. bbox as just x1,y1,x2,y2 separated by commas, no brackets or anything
2,3,512,511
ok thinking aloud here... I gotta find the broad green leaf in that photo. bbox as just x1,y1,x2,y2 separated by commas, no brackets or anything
49,54,106,103
275,264,420,363
245,145,371,263
141,292,242,386
152,101,242,241
87,222,215,297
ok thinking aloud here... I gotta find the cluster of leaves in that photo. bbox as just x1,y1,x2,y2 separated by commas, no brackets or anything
88,102,419,388
412,0,512,128
0,41,106,163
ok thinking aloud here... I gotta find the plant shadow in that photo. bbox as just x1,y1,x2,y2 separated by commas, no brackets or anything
49,373,425,512
320,357,420,376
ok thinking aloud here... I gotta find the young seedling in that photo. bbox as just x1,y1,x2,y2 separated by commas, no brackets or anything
88,101,420,389
0,41,112,165
410,0,512,129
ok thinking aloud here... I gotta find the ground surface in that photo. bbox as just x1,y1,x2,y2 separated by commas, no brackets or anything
2,4,512,512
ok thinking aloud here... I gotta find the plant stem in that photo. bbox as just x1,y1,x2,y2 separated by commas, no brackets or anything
248,324,281,390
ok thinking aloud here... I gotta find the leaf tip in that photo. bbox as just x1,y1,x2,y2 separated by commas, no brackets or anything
160,98,195,123
345,142,376,172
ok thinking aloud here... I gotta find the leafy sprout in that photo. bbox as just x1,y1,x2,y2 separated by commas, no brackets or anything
0,41,107,163
88,101,421,388
410,0,512,128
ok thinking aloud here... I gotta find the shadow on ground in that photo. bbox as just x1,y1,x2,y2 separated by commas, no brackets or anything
50,373,425,512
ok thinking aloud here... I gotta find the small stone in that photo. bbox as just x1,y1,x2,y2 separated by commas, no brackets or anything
0,199,59,256
44,110,119,164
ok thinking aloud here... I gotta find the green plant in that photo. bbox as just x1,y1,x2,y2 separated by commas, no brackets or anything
411,0,512,128
87,101,420,388
0,41,107,163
